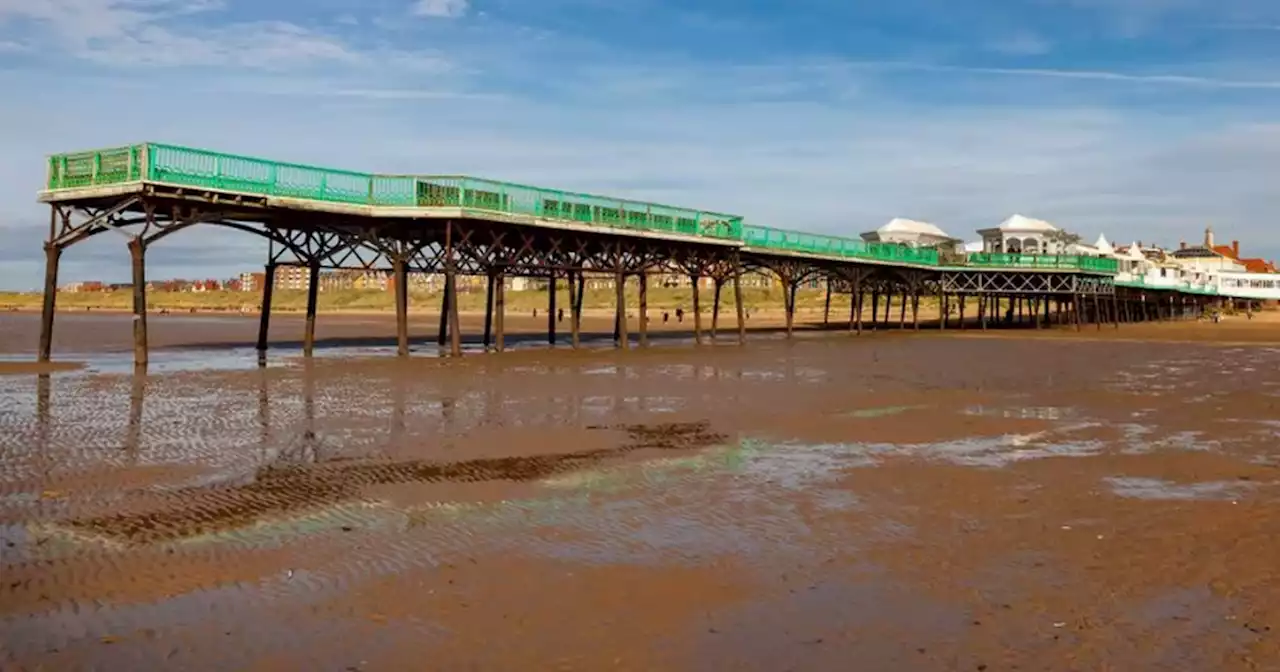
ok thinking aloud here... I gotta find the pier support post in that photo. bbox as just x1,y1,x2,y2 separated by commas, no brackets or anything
568,271,581,349
256,263,275,354
446,272,461,358
394,259,409,357
437,280,450,346
711,278,723,341
823,281,832,326
939,289,947,331
958,295,966,330
910,287,920,331
303,261,320,357
495,273,506,352
483,272,495,349
692,275,703,345
1072,294,1082,331
547,273,557,346
898,289,907,329
639,272,649,348
870,290,880,328
129,239,148,367
1093,293,1102,331
38,243,61,363
851,274,863,334
733,263,746,345
979,294,988,330
784,280,797,338
615,272,629,350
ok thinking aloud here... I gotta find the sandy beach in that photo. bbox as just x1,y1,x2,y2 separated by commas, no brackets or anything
1,311,1279,669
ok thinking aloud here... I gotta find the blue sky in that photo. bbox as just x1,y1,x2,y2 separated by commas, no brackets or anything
2,0,1280,287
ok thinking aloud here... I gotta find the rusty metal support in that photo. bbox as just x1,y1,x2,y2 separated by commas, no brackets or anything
303,262,320,357
129,238,148,367
785,280,797,338
394,258,409,356
437,280,450,346
38,243,61,363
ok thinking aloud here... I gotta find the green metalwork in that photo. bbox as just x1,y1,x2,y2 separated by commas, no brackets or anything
964,253,1118,275
46,143,743,241
43,142,1145,276
741,224,940,266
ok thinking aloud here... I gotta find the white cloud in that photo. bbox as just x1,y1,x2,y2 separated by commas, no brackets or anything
412,0,469,18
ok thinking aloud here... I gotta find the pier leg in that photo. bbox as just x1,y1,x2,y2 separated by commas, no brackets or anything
1093,294,1101,331
129,239,148,367
733,264,746,345
784,281,796,338
568,271,580,349
884,292,892,328
38,244,61,363
853,279,864,334
959,295,967,330
911,289,920,330
303,261,320,357
871,290,880,328
692,275,703,345
256,263,275,354
575,273,585,327
823,282,832,326
495,273,506,352
437,279,450,347
639,272,649,348
1112,294,1120,329
711,279,723,341
447,272,462,358
483,272,494,349
394,259,409,356
898,289,907,329
1072,294,1082,331
615,272,629,350
547,273,557,346
979,294,987,330
939,290,947,331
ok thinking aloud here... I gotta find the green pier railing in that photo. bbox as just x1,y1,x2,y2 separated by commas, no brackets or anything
42,142,1126,275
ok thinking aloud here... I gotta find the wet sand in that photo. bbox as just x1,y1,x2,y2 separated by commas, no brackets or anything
2,312,1280,669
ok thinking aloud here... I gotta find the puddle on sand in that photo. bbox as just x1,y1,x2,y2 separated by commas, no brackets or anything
1104,476,1256,501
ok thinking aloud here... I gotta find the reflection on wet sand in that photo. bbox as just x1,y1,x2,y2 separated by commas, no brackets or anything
3,327,1280,669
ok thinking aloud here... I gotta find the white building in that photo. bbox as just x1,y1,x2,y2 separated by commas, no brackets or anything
977,214,1071,254
860,218,960,250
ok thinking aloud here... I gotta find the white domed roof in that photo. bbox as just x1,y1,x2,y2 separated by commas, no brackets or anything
998,214,1059,232
878,217,951,238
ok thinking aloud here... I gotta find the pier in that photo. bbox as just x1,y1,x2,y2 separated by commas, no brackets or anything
36,143,1267,365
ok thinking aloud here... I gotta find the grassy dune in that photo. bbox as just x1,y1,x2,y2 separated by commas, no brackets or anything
0,286,919,315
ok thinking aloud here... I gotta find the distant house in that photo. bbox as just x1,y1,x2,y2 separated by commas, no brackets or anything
860,218,961,251
1171,227,1247,273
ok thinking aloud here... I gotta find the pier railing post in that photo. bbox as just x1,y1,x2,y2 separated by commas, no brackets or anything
128,238,148,367
38,243,61,363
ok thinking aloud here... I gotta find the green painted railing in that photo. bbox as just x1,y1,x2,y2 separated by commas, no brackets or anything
44,143,1135,276
964,253,1118,274
47,143,744,241
741,224,940,266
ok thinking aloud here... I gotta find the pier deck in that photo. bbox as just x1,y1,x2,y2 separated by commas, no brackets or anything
35,143,1225,365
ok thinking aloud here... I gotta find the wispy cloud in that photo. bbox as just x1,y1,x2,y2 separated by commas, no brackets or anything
412,0,470,18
